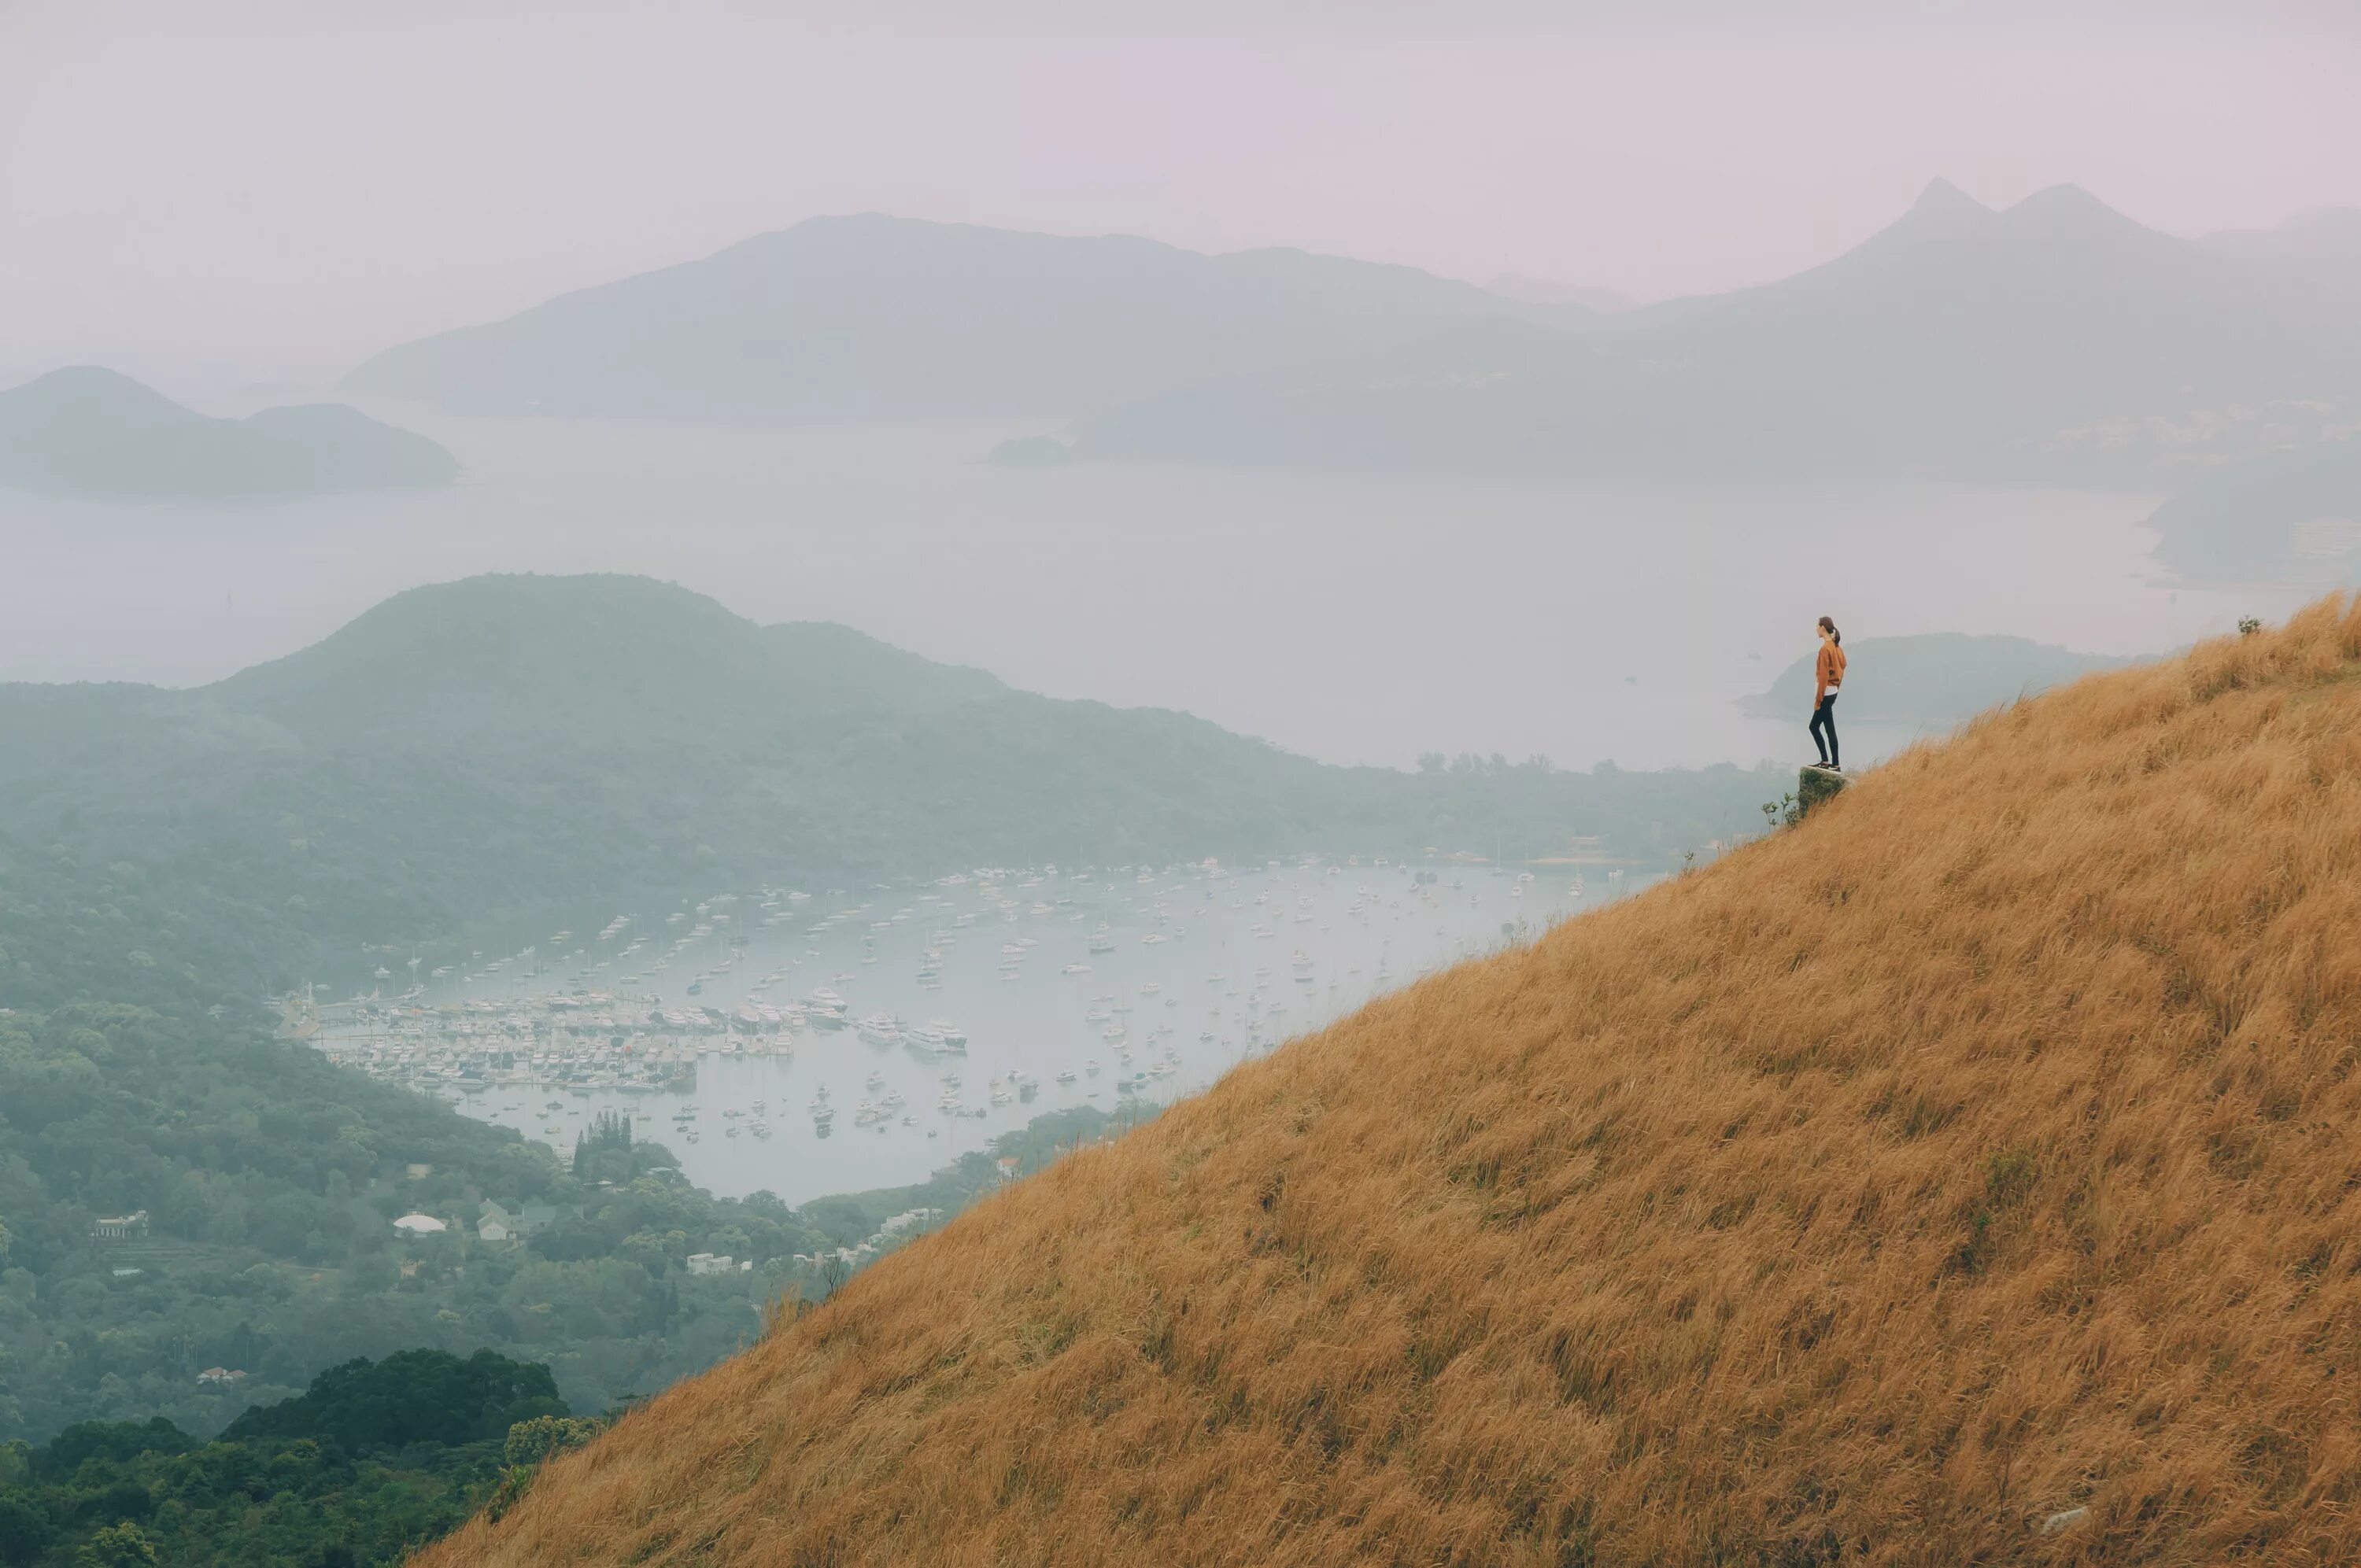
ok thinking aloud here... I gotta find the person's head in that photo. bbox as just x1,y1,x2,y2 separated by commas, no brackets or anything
1817,615,1841,646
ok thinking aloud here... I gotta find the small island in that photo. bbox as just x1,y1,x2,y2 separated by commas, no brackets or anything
985,433,1081,467
0,365,460,499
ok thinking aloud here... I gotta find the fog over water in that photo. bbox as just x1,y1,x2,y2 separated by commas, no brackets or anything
0,408,2270,773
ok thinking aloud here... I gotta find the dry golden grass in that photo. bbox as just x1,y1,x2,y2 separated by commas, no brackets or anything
419,594,2361,1566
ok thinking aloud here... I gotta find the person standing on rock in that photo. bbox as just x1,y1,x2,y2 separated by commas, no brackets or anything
1810,616,1846,770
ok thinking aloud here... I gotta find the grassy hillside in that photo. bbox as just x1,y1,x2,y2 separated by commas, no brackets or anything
424,593,2361,1565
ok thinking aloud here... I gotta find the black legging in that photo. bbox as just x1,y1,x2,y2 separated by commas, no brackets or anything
1810,694,1839,767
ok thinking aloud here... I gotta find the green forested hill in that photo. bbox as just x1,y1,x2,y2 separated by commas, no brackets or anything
0,1348,587,1567
0,813,1103,1452
0,574,1775,976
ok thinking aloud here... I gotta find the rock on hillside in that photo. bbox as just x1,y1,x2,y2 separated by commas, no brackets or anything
421,595,2361,1565
0,366,458,497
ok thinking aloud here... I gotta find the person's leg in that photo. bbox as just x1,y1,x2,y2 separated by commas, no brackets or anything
1825,695,1839,769
1809,699,1831,764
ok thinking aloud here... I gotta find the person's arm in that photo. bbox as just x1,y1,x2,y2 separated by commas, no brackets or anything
1813,646,1831,705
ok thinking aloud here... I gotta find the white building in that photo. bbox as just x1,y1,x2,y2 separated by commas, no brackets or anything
393,1212,447,1235
685,1253,734,1276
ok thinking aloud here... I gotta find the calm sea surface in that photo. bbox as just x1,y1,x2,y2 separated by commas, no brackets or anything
322,859,1656,1204
0,405,2278,771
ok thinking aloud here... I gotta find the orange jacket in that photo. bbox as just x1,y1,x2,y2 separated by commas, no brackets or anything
1815,641,1847,704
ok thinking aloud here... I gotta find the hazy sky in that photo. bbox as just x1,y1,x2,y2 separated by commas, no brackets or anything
5,0,2359,393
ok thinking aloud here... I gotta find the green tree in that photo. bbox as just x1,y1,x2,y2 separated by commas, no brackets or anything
77,1521,161,1568
502,1414,601,1467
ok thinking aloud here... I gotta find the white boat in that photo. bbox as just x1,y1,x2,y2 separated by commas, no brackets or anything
906,1020,965,1053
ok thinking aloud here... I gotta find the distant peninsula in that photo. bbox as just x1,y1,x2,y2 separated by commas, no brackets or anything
2145,435,2361,583
1742,633,2139,725
0,365,460,498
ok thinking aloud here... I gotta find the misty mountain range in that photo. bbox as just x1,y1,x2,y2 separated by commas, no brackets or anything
1072,181,2361,481
344,216,1596,422
0,366,458,499
342,183,2361,486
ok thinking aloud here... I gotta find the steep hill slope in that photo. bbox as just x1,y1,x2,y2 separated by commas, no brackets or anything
0,366,458,496
424,595,2361,1565
342,215,1587,419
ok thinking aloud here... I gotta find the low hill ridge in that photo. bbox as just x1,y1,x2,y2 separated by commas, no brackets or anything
0,365,457,496
0,573,1773,961
1071,181,2361,481
421,595,2361,1564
